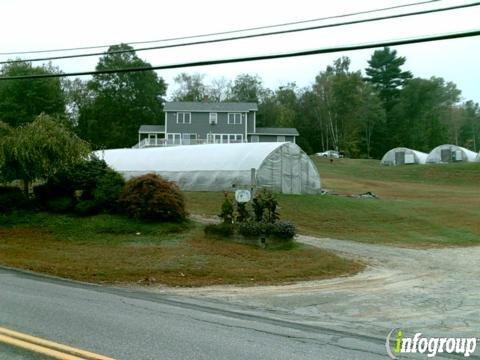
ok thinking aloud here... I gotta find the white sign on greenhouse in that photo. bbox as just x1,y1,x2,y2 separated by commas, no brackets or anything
95,142,321,194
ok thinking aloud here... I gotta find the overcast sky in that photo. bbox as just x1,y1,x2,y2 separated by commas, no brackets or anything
1,0,479,102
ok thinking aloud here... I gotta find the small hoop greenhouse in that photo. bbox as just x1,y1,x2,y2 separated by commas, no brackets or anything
426,144,477,163
95,142,321,194
380,147,428,166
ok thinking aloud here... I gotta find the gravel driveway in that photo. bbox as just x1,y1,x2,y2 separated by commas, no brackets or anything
162,235,480,338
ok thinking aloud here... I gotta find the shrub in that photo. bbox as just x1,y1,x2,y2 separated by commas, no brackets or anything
235,201,251,223
271,221,296,240
46,197,75,213
204,223,234,238
238,220,296,240
119,173,186,222
34,157,125,215
219,192,234,224
74,200,98,217
0,186,29,212
93,169,125,212
51,156,109,200
238,221,265,238
252,189,280,223
33,183,72,206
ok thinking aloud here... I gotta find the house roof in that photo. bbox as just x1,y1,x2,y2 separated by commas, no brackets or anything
251,127,299,136
164,101,258,112
139,125,165,133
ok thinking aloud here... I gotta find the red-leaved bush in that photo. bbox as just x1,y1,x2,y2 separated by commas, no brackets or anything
119,174,186,222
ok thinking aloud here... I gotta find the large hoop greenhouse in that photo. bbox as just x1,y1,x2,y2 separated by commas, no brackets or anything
95,142,321,194
380,147,428,166
426,144,477,163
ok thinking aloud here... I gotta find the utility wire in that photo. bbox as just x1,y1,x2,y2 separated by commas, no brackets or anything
0,0,441,56
1,1,477,66
1,28,479,81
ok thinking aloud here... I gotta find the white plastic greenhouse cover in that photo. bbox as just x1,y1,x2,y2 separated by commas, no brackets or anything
380,147,428,166
477,152,480,162
426,144,477,163
94,142,321,194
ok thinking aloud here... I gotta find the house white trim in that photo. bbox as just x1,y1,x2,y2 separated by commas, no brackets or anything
166,109,257,113
247,133,298,136
165,112,168,137
244,112,247,141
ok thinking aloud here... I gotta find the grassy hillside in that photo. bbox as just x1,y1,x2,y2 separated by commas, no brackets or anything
186,158,480,247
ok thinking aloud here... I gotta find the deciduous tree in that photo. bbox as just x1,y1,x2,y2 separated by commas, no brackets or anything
0,61,66,127
77,44,166,148
0,114,90,194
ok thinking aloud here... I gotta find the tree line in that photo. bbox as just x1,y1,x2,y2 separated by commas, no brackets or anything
0,44,478,157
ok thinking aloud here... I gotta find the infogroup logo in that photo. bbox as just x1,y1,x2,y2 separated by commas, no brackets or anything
386,329,477,359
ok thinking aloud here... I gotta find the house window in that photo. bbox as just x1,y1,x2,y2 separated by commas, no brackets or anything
208,134,243,144
277,136,286,142
176,112,191,124
167,133,181,145
228,113,243,125
209,113,217,124
229,134,243,143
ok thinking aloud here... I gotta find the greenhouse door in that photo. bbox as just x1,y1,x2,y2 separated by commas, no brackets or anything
281,147,302,194
395,151,405,165
441,149,452,162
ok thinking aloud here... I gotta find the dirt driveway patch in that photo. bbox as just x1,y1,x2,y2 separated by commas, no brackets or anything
158,235,480,338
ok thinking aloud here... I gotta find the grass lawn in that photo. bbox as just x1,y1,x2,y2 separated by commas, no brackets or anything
0,212,361,286
186,159,480,247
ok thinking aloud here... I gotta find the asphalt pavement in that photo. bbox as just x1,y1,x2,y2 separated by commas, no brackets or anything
0,266,392,360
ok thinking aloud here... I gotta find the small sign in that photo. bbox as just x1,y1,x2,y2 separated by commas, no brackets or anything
235,190,251,203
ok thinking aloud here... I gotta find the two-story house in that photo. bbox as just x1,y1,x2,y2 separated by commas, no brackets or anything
136,101,299,147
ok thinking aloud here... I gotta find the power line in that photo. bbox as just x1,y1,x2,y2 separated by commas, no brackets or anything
0,0,441,56
2,1,477,66
1,28,479,81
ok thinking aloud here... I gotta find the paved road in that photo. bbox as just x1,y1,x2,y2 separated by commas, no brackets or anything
0,267,393,360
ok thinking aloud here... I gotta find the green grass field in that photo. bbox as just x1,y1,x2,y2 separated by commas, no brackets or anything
0,212,360,286
186,158,480,247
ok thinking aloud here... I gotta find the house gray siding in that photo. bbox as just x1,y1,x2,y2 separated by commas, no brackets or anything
166,111,248,138
137,102,299,147
247,112,255,133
